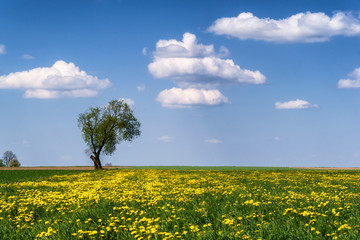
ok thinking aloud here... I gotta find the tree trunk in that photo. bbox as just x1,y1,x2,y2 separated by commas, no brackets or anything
90,154,102,169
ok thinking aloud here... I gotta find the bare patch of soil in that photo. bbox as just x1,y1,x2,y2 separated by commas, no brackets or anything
0,166,130,170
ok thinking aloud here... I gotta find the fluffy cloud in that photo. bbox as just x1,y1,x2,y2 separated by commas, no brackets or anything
148,32,266,88
338,67,360,88
205,138,222,144
154,32,218,58
275,99,318,109
156,88,229,108
157,135,174,143
149,57,265,88
0,60,111,98
0,45,5,54
208,11,360,43
149,33,265,108
24,89,98,99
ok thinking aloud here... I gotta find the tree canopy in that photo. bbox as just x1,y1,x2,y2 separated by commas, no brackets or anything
2,151,17,167
8,159,21,167
78,99,141,169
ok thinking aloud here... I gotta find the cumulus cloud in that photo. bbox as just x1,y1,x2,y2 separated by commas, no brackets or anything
24,89,98,99
0,60,111,98
338,67,360,88
149,57,265,88
0,45,5,54
154,32,216,58
157,135,174,143
149,33,265,108
205,138,222,144
156,88,230,108
208,11,360,43
275,99,318,109
142,48,147,56
148,32,266,89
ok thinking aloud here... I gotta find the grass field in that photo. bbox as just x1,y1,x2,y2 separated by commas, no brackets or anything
1,168,360,239
130,166,296,171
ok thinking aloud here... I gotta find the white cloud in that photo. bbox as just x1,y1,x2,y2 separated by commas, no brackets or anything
120,98,135,107
208,11,360,43
154,32,217,58
148,32,266,89
142,47,147,56
205,138,222,144
149,32,265,108
24,89,98,99
0,60,111,98
149,57,266,88
157,135,174,143
275,99,318,109
338,67,360,88
156,88,230,108
136,84,145,92
0,45,5,54
22,54,35,60
274,136,280,141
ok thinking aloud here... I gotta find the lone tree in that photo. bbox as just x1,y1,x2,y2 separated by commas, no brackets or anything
78,99,141,169
3,151,17,167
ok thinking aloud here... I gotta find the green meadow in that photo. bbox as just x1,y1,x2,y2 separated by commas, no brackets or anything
0,168,359,239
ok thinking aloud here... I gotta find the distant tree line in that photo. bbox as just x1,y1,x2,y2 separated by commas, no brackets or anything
0,150,21,167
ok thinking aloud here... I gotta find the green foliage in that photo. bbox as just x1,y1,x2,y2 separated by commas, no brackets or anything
0,159,4,167
8,158,21,167
78,99,141,168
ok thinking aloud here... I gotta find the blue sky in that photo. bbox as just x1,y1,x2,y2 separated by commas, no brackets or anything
1,0,360,167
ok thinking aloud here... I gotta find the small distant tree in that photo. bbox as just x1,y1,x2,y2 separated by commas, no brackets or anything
78,99,141,169
3,151,17,167
8,159,21,167
0,159,4,167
